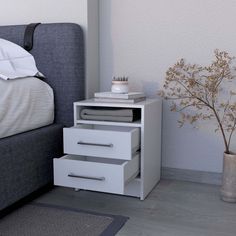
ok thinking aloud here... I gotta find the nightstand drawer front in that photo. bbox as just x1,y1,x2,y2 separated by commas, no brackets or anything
63,125,140,160
53,154,140,195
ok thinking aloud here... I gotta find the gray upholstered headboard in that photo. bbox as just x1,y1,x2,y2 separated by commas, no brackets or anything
0,23,85,127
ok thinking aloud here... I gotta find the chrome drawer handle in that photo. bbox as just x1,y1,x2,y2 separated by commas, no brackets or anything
77,141,113,148
68,173,105,181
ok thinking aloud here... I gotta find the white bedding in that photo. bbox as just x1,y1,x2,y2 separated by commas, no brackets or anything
0,77,54,139
0,38,43,80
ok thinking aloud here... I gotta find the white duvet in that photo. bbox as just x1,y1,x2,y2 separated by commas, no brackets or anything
0,77,54,139
0,38,43,80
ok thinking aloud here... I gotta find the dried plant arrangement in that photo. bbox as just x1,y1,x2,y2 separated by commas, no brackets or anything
159,50,236,154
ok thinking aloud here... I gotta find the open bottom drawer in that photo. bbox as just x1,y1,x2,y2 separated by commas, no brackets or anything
53,154,140,195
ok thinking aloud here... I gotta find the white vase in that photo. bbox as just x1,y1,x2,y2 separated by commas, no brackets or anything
220,152,236,203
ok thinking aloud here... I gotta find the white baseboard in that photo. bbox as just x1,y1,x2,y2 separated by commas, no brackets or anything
161,167,222,185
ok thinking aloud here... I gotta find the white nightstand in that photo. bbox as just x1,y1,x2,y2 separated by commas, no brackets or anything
54,98,162,200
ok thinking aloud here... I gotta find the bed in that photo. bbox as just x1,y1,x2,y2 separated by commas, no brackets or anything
0,77,54,139
0,23,85,212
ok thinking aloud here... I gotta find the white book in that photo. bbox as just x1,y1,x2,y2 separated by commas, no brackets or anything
94,91,145,99
94,97,146,104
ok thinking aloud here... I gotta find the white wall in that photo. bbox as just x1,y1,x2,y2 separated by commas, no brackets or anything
0,0,99,98
1,0,235,173
100,0,236,173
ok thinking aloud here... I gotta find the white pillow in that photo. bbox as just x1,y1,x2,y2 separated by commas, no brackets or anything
0,38,44,80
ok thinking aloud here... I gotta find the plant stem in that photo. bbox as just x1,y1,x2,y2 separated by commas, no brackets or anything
187,85,229,152
176,74,230,153
228,119,236,151
212,107,230,154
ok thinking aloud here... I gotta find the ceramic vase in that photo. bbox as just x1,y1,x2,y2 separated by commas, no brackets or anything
111,81,129,94
221,152,236,203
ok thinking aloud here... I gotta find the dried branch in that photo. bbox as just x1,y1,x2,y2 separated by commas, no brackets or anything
159,49,236,154
228,119,236,149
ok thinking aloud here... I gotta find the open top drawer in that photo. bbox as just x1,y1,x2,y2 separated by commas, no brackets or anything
63,125,140,160
54,153,140,195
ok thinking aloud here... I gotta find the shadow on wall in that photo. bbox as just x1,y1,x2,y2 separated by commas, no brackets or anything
100,0,114,91
139,76,230,173
161,99,225,172
141,81,160,98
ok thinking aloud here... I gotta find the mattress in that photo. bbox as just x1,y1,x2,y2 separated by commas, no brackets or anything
0,77,54,139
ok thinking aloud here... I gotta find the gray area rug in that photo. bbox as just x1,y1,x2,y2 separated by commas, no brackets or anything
0,203,128,236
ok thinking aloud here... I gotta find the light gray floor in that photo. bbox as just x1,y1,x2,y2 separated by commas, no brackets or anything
35,180,236,236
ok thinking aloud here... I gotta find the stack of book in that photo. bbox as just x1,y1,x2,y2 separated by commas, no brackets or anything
94,92,146,104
